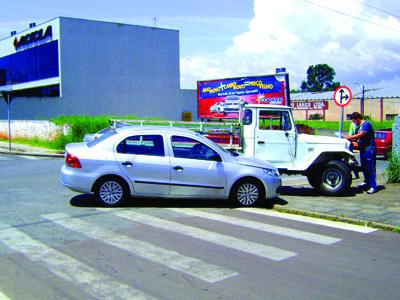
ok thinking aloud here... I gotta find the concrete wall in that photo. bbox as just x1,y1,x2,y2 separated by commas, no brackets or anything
0,120,64,140
179,89,198,121
292,98,400,121
0,17,184,120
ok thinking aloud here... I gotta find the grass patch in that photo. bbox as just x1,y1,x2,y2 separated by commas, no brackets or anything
384,153,400,183
295,120,393,131
0,136,66,150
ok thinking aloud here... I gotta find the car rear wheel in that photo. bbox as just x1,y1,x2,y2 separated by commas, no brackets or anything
231,179,265,206
94,177,129,206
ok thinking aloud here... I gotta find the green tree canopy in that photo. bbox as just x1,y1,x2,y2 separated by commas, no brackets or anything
300,64,340,92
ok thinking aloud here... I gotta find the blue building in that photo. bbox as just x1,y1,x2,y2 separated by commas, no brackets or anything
0,17,196,120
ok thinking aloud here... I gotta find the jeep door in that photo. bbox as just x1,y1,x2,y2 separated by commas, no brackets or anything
254,109,296,163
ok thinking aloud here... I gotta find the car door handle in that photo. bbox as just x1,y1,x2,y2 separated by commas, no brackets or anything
173,166,183,171
122,161,133,167
257,141,266,144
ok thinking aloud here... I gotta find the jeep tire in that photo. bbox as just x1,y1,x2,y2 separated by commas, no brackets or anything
318,160,352,196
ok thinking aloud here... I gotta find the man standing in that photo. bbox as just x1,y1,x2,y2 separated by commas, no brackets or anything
344,112,377,194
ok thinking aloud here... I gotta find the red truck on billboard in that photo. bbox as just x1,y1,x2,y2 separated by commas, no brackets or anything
197,72,290,119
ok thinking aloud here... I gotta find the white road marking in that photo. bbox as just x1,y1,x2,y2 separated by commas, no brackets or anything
166,208,342,245
0,221,156,300
97,209,297,261
42,213,237,283
236,208,377,233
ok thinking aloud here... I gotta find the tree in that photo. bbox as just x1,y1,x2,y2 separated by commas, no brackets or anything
300,64,340,92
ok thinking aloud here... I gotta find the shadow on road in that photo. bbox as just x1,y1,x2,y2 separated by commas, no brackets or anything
69,194,288,209
279,184,385,197
279,185,362,197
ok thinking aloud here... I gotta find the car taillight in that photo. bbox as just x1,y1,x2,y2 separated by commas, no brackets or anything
65,153,82,168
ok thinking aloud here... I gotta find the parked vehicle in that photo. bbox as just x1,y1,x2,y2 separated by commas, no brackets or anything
241,105,357,195
62,126,281,207
375,130,392,159
83,106,359,196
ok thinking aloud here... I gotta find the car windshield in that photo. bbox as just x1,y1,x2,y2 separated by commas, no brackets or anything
87,129,117,147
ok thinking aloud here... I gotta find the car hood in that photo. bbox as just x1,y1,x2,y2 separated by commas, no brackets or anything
234,155,277,170
299,134,348,145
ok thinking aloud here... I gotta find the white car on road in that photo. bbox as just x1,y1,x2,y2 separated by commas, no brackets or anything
61,126,281,207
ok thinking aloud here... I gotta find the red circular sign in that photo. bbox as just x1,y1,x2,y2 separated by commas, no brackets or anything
333,86,353,107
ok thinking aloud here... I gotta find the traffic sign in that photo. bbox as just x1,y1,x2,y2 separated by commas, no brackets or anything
333,86,352,107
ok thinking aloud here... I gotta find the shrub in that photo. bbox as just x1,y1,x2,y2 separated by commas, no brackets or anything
309,113,323,120
384,153,400,183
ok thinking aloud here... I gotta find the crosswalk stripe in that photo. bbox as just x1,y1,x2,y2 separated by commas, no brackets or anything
42,212,238,283
97,208,297,261
0,221,156,300
166,208,342,245
236,208,377,233
0,291,10,300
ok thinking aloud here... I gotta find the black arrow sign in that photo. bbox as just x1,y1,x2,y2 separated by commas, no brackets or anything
339,89,349,103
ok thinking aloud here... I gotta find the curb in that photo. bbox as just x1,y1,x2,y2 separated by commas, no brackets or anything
273,205,400,233
0,149,64,158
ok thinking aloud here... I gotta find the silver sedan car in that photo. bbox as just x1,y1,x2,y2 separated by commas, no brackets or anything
61,126,281,207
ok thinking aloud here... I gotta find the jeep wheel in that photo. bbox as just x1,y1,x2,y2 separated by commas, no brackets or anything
307,172,321,189
319,160,352,196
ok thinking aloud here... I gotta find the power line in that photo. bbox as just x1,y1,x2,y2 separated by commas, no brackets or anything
301,0,400,34
349,0,400,20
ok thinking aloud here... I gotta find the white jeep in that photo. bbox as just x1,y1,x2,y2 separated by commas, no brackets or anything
241,105,358,195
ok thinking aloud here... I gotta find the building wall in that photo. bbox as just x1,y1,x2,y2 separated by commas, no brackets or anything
0,17,184,120
292,98,400,121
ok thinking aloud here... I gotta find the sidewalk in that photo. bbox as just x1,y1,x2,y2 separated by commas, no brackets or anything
0,141,64,157
277,175,400,232
1,140,399,232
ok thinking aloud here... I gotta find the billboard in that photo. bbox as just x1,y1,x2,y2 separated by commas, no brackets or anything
0,18,61,94
197,73,290,119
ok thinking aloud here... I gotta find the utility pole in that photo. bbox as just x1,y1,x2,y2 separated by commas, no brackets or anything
360,85,365,116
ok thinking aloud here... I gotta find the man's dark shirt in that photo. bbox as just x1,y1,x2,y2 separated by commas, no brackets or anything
357,121,376,150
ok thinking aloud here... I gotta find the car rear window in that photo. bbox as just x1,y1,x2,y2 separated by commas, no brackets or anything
117,135,165,156
375,132,387,139
87,130,117,147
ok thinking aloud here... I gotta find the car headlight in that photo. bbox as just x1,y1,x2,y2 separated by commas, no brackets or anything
263,168,280,177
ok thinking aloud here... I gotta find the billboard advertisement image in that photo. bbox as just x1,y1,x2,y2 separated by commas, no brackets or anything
197,73,290,119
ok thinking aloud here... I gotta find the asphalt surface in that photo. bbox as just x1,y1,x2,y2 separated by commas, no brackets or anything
0,148,399,299
0,140,399,231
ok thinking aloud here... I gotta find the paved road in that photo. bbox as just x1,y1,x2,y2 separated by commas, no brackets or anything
0,154,399,300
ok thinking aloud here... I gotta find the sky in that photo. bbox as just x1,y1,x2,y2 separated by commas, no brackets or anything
1,0,400,93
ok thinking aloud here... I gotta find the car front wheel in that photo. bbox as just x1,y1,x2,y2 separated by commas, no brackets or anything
319,160,352,196
231,179,265,206
94,176,129,206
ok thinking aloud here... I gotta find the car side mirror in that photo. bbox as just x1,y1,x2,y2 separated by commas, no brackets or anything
210,155,222,162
